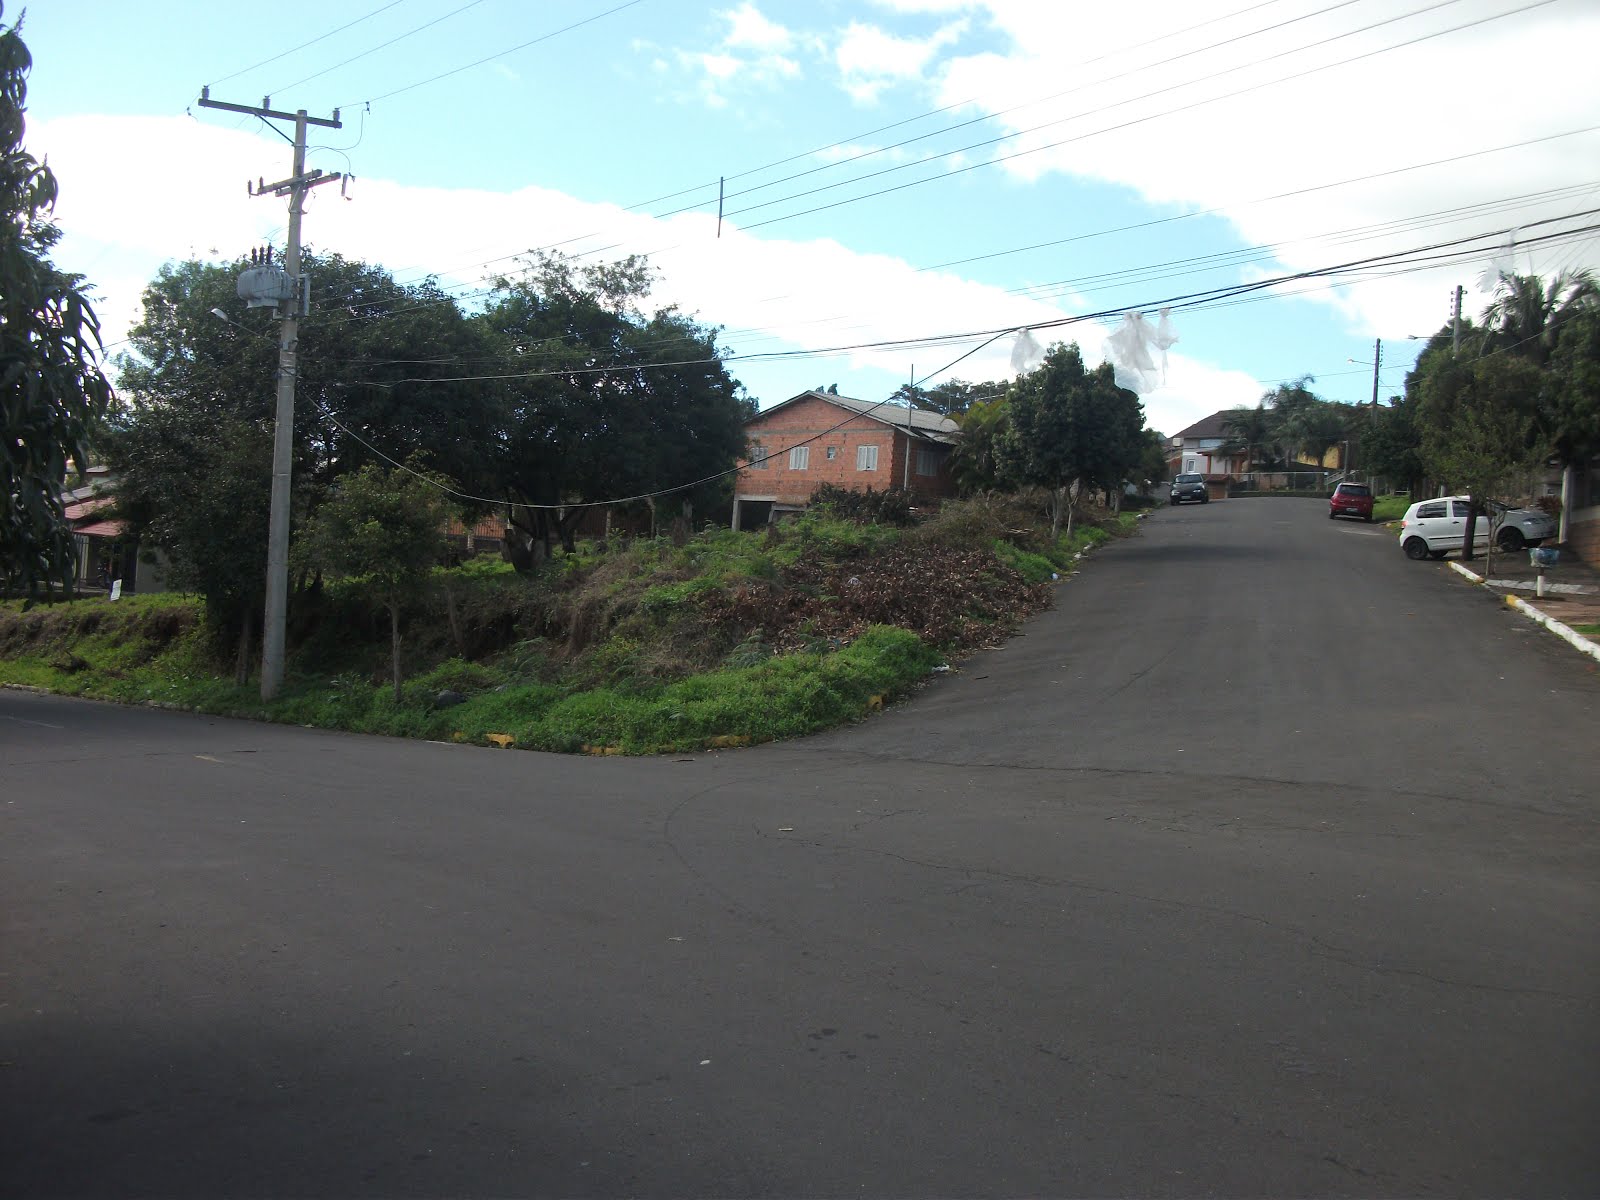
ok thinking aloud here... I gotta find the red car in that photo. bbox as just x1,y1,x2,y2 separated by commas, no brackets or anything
1329,482,1374,522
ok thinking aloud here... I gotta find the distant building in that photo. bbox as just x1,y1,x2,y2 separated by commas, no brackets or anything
732,390,961,530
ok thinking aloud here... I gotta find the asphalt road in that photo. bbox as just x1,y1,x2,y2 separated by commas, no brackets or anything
4,498,1597,1198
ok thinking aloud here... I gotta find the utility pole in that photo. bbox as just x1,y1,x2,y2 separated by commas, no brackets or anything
903,366,914,490
1451,284,1464,353
198,89,342,700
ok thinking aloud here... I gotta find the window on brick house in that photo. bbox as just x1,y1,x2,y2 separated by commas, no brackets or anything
856,444,879,471
789,445,809,470
826,446,838,460
749,443,769,469
916,448,939,476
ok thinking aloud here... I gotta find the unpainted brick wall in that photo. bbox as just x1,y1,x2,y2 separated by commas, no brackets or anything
736,394,955,505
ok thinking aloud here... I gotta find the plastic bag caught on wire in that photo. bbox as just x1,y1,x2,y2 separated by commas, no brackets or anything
1105,308,1178,394
1010,326,1045,374
1476,231,1517,293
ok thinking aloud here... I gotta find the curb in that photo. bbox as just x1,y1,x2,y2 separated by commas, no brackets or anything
1449,562,1600,664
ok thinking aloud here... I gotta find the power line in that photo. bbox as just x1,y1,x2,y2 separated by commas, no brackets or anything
296,118,1600,341
206,0,410,88
623,0,1298,215
336,0,651,109
736,0,1560,232
297,181,1598,372
270,0,493,95
306,216,1600,514
921,124,1600,273
336,209,1600,387
656,0,1376,220
318,0,1417,301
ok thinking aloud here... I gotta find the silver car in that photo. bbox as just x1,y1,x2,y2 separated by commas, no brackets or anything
1397,496,1557,560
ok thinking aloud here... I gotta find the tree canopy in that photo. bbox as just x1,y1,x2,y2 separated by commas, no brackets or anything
477,252,749,560
1,7,114,594
999,342,1143,533
301,462,456,703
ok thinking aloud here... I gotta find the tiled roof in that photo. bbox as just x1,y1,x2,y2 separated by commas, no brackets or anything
1171,411,1234,441
750,390,961,443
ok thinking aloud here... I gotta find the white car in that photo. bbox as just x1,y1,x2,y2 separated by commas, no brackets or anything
1397,496,1557,561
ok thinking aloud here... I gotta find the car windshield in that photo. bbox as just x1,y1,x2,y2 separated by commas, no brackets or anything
1175,474,1203,484
1338,484,1370,496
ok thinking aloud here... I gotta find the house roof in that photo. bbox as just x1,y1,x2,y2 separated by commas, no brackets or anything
1170,411,1234,441
75,518,128,539
64,495,115,523
750,390,962,444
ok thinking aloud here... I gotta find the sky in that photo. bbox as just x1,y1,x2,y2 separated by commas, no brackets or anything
17,0,1600,438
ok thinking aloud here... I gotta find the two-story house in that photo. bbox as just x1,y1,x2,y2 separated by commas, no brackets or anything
733,390,960,530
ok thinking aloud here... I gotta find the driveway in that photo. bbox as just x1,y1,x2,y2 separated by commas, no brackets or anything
3,498,1597,1197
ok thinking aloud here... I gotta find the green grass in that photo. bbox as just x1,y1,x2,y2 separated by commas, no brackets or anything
1570,623,1600,637
2,497,1140,754
1372,494,1411,523
0,605,938,754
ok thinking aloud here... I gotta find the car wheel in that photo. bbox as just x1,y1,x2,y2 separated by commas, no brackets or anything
1497,528,1525,551
1403,537,1430,561
1328,510,1336,519
1201,495,1209,504
1363,514,1374,523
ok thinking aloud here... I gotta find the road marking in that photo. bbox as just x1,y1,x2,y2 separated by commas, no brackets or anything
194,754,226,764
0,714,64,730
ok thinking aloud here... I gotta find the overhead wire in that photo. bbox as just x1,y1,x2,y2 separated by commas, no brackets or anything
300,0,1469,310
655,0,1377,220
205,0,411,88
335,0,651,109
315,215,1600,513
270,0,493,95
623,0,1299,214
736,0,1562,232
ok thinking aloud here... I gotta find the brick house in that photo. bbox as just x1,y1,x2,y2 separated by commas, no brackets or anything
732,390,961,530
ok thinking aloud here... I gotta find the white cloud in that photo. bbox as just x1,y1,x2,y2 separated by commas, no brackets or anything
671,4,806,105
833,18,968,103
35,114,1160,411
697,51,742,81
722,2,794,53
926,0,1600,341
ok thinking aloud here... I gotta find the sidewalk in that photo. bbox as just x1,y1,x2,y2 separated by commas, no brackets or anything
1448,543,1600,660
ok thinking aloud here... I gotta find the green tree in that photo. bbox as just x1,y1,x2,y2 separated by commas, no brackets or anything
1136,428,1170,491
477,252,748,563
1477,270,1598,367
1358,394,1424,494
949,396,1012,493
108,252,492,652
1417,350,1547,560
1544,306,1600,469
1,6,114,595
111,412,272,683
891,377,1005,418
301,463,455,704
1220,404,1272,472
999,343,1137,535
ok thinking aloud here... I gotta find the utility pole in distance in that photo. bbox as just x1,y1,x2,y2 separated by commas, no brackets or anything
197,89,342,701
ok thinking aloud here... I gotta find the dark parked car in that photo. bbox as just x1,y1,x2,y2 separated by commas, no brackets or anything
1328,482,1374,522
1169,473,1208,505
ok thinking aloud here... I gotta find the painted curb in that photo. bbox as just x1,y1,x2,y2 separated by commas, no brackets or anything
1449,561,1600,663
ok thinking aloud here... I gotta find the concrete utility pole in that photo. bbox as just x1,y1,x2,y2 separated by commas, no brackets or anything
1451,284,1465,353
198,89,342,700
903,365,914,490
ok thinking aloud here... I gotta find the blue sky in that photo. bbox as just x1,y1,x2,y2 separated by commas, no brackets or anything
19,0,1600,436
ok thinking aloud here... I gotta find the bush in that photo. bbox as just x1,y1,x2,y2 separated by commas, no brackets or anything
809,483,916,526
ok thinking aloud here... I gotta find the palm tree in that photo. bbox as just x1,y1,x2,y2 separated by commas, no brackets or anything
1220,404,1271,472
1478,270,1599,366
